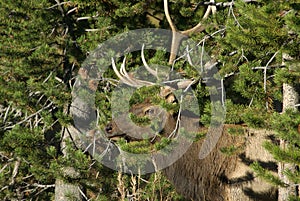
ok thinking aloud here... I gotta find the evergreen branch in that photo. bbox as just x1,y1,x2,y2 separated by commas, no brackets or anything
251,161,287,187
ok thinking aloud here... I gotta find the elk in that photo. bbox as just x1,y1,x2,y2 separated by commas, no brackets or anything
103,52,278,201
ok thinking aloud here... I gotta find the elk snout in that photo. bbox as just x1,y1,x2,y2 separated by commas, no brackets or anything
105,122,113,134
105,121,126,141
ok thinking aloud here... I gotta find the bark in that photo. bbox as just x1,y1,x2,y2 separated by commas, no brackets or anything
54,74,99,201
55,179,81,201
55,91,86,201
55,126,82,201
278,83,299,201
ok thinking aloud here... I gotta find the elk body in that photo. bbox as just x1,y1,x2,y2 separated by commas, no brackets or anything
106,98,277,201
103,56,278,201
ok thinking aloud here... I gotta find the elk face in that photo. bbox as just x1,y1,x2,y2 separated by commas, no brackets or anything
105,89,178,142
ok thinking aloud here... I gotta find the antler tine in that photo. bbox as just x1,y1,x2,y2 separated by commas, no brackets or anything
112,57,156,88
119,57,132,80
111,57,137,87
141,44,158,79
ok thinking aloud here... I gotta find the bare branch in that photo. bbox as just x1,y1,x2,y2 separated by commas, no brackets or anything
210,0,217,15
76,12,99,21
67,7,77,15
3,104,10,122
47,1,71,9
9,157,21,186
85,29,101,32
33,183,55,188
4,102,54,130
78,187,89,200
264,51,279,92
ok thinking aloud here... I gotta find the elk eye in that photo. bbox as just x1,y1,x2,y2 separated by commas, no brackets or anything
145,108,154,115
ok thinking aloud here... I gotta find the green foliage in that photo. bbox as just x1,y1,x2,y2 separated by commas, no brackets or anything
225,99,246,124
1,0,300,200
139,172,187,201
154,137,173,150
118,139,152,154
226,126,245,136
242,107,269,128
289,196,300,201
220,145,241,156
270,109,300,144
129,113,151,126
251,161,286,187
193,130,207,142
129,85,161,106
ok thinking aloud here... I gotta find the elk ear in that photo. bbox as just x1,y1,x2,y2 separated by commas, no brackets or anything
160,86,176,104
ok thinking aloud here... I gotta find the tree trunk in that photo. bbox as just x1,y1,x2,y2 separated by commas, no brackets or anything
278,54,299,201
55,179,81,201
54,75,97,201
54,126,82,201
55,91,85,201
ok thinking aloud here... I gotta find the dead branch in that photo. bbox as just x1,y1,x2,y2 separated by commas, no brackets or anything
9,157,21,186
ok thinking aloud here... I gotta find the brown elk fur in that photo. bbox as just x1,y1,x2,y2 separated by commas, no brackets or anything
106,97,278,201
104,57,277,200
162,125,277,201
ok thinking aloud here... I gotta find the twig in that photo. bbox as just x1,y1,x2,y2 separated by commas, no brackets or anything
47,1,71,9
9,157,21,186
4,102,54,130
33,183,55,188
76,12,99,21
78,187,89,201
67,7,77,15
264,51,279,93
228,1,243,29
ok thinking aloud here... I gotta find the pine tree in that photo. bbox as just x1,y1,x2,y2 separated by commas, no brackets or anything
0,0,186,200
1,0,299,200
213,1,300,200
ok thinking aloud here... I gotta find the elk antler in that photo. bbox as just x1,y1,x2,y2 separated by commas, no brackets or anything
112,46,196,90
163,0,217,64
111,57,156,88
141,44,158,79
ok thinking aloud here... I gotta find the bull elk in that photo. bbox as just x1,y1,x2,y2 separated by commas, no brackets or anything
103,52,278,201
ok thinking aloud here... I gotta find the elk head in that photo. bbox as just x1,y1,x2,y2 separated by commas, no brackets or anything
105,47,197,145
105,87,178,142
